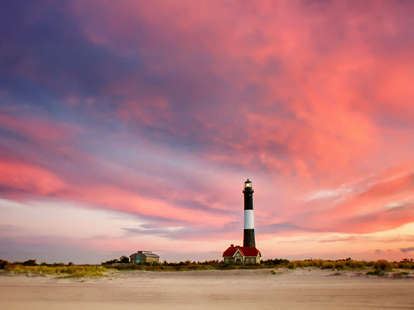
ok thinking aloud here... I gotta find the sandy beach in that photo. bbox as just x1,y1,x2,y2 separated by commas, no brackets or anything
1,268,413,310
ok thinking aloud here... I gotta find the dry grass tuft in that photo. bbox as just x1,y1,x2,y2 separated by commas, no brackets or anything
4,264,107,278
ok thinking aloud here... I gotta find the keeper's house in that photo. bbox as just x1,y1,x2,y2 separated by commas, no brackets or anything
223,244,261,264
130,251,160,264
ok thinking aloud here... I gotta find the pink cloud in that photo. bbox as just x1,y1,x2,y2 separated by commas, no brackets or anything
0,159,65,198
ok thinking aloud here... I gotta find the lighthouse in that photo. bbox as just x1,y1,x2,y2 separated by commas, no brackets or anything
222,179,261,264
243,179,255,247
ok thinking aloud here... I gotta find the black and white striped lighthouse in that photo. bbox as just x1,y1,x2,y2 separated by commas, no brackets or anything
243,179,255,248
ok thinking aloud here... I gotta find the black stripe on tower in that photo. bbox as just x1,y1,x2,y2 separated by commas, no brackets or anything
243,229,255,248
244,185,253,210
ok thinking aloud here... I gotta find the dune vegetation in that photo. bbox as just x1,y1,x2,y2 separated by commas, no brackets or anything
102,257,414,275
102,258,290,271
283,258,414,276
1,258,413,277
0,260,107,278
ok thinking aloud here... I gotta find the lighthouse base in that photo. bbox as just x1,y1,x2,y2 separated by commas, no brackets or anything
222,245,261,264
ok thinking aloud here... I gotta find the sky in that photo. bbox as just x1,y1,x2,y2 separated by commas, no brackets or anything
1,0,414,263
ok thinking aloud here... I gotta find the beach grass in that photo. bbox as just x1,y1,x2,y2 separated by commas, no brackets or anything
103,258,414,276
284,258,413,270
1,258,413,276
3,264,108,278
279,258,414,277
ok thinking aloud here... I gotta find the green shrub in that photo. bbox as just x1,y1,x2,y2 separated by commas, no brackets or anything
396,260,414,270
0,259,9,269
375,260,393,271
23,259,38,266
321,262,334,269
366,261,375,267
346,260,365,269
295,261,304,268
334,261,345,270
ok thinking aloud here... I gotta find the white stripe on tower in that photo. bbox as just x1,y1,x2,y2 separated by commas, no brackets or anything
244,209,254,229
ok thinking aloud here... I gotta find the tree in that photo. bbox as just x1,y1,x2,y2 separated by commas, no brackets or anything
0,259,9,269
23,259,38,266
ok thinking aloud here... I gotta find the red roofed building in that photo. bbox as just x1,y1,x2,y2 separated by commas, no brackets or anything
223,244,261,264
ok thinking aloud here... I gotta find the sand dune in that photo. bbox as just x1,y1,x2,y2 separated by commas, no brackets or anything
1,269,413,310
